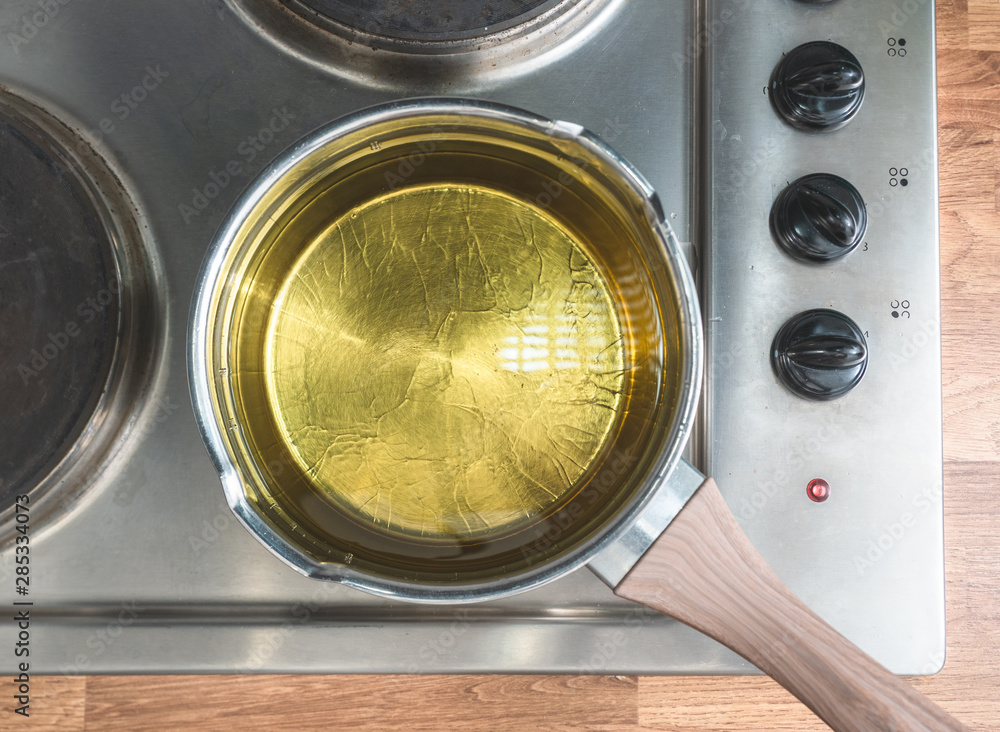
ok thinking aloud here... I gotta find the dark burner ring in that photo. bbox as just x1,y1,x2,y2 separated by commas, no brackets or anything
292,0,566,43
0,94,157,538
0,118,121,515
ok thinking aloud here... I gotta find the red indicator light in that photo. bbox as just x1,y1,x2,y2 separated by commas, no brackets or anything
807,478,830,503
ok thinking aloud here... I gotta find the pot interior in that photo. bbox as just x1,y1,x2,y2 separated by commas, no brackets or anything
205,107,688,585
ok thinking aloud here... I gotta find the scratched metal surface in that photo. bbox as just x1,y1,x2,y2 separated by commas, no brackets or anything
0,0,716,674
262,185,626,537
0,0,943,675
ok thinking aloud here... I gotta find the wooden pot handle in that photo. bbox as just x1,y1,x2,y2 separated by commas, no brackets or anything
614,478,968,731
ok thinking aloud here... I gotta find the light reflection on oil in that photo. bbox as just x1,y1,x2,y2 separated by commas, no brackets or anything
264,184,625,539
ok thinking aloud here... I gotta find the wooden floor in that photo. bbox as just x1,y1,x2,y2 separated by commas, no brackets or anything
18,2,1000,730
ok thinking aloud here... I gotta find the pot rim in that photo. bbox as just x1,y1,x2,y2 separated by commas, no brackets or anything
187,97,703,603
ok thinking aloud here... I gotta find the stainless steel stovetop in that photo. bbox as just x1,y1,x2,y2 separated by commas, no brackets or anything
0,0,943,674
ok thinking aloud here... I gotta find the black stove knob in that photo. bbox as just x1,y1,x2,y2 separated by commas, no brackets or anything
770,173,867,263
770,42,865,131
771,309,868,400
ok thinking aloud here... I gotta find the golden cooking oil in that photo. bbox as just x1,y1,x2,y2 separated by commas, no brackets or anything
218,117,683,579
264,184,626,540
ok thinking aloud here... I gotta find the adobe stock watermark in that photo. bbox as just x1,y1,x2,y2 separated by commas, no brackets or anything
852,480,942,575
886,317,938,372
382,127,445,191
186,450,298,553
672,0,753,71
58,601,142,674
66,64,170,161
518,443,638,562
379,116,629,214
878,0,931,35
7,0,74,50
579,605,659,672
527,117,628,213
178,106,297,224
111,394,183,507
186,502,237,555
243,583,369,670
405,611,472,672
16,279,120,385
719,135,781,199
244,603,471,673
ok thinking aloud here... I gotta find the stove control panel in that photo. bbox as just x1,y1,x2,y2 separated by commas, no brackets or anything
702,0,944,674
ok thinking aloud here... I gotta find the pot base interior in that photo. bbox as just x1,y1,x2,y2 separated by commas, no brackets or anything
265,183,626,541
215,111,687,584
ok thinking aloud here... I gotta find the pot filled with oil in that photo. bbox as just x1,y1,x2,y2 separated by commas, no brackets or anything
189,98,701,600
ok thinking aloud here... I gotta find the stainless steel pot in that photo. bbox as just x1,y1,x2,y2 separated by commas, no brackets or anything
189,98,967,731
189,97,703,602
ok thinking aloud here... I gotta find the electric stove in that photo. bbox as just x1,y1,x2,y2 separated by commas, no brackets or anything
0,0,943,674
